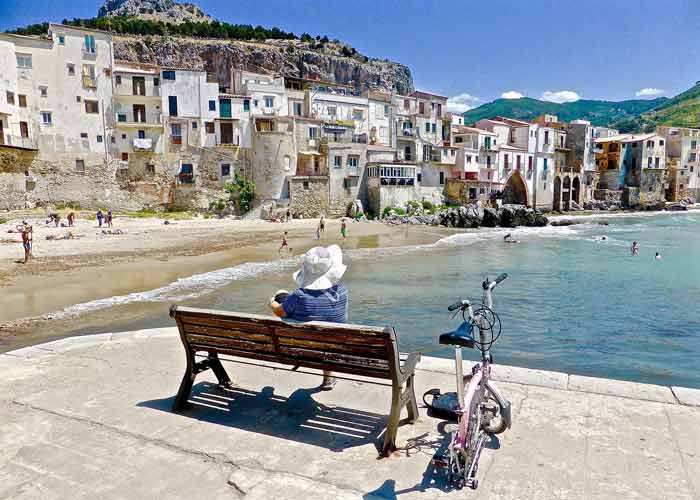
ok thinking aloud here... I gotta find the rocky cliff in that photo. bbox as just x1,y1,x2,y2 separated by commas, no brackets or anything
99,0,212,24
113,35,414,94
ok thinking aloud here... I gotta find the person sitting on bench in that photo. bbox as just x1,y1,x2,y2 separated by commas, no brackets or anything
268,244,348,391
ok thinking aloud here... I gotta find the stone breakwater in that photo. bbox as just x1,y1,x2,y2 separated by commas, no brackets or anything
384,204,548,229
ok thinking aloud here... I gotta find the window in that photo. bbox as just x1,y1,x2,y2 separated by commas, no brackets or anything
20,121,29,138
384,104,389,116
379,126,387,139
254,99,259,107
111,136,115,144
97,135,103,143
162,70,175,80
145,163,155,176
309,127,319,139
6,92,14,105
76,96,81,102
171,123,182,144
466,155,472,163
192,121,197,129
544,130,549,145
80,132,88,138
39,86,47,97
137,130,145,139
168,96,178,117
352,109,363,121
40,112,52,125
83,35,96,54
58,34,65,45
18,95,27,108
84,100,99,113
418,101,425,114
121,133,126,139
243,99,250,112
431,123,437,133
293,102,302,116
692,140,698,150
67,63,75,76
334,155,342,167
690,153,697,162
117,113,126,122
347,156,359,168
264,96,274,108
425,122,430,133
327,105,336,117
647,140,654,148
121,152,128,161
221,163,231,177
660,140,664,146
16,53,32,69
439,171,444,185
543,158,548,170
528,156,533,169
284,155,291,171
75,159,85,173
375,104,384,118
417,172,422,182
655,157,660,168
208,100,216,111
205,121,215,134
303,180,310,190
648,157,653,168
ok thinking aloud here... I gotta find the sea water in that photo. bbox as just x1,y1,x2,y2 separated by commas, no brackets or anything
61,212,700,388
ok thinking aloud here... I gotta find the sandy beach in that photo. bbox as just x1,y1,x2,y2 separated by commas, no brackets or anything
0,211,450,350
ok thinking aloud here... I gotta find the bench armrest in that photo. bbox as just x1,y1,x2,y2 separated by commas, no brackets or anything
399,352,421,384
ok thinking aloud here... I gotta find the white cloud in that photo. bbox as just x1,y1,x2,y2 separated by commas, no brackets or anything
540,90,581,103
635,87,665,98
447,93,481,113
501,90,524,99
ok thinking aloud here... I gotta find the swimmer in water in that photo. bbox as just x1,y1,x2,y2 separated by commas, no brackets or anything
655,252,662,260
503,233,520,244
600,235,608,241
631,241,639,256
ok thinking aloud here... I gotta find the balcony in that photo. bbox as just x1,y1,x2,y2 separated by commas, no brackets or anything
132,137,154,151
401,128,416,137
82,75,97,89
0,134,38,150
117,86,160,98
177,172,195,184
116,111,163,127
321,133,367,145
81,47,97,60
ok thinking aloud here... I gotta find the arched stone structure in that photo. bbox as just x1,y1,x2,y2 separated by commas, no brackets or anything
553,176,562,211
502,171,529,206
572,176,581,205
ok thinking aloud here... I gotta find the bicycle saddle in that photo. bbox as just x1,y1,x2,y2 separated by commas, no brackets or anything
439,322,475,348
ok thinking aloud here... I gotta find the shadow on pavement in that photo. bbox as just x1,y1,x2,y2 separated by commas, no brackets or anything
139,380,387,453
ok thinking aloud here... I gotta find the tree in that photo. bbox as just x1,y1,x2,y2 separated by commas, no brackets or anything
224,173,255,213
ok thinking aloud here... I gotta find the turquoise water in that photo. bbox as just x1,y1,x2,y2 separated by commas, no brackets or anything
65,212,700,388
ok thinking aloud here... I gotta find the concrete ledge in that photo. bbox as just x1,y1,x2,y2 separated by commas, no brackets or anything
2,329,698,405
568,374,676,404
671,386,700,407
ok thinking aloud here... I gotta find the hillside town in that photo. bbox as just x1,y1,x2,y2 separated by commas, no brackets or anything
1,23,698,218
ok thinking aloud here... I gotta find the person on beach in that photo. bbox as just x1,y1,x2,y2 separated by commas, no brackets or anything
67,212,75,228
340,218,347,242
268,244,348,391
20,222,32,264
96,210,103,228
315,224,321,240
279,231,289,254
631,241,639,256
286,208,292,223
106,210,113,228
319,214,325,233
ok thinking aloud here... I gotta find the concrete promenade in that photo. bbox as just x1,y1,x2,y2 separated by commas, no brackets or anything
0,328,698,499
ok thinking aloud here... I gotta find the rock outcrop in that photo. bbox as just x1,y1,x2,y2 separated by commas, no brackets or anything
384,204,548,229
99,0,212,24
113,35,413,94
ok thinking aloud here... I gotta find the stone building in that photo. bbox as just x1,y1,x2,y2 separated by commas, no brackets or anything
657,126,700,201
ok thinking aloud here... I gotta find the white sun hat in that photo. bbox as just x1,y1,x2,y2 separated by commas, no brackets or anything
293,244,347,290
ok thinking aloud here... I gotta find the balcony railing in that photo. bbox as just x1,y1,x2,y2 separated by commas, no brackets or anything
177,172,194,184
117,111,162,125
0,134,38,150
132,137,154,151
81,47,97,60
118,86,160,98
322,133,367,144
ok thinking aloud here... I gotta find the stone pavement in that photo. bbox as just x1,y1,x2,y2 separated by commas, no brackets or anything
0,328,698,500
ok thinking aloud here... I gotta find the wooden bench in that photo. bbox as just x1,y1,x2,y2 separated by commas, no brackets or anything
170,305,421,456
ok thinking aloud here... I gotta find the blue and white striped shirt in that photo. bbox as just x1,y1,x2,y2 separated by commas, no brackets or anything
282,283,348,323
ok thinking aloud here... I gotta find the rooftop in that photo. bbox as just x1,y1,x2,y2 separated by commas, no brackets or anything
1,328,697,499
596,133,659,144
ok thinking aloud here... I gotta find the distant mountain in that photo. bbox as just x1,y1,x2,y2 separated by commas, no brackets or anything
462,97,667,128
611,83,700,132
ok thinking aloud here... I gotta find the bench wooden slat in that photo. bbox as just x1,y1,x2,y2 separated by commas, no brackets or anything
275,336,390,359
187,334,276,353
274,327,388,346
180,315,273,334
183,324,273,344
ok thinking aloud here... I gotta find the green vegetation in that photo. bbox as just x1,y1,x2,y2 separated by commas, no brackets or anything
0,217,8,225
55,202,81,210
462,97,666,127
223,173,255,213
611,84,700,132
126,207,195,219
382,206,406,218
9,16,297,41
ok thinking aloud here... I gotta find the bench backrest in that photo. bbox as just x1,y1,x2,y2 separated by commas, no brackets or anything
170,305,401,380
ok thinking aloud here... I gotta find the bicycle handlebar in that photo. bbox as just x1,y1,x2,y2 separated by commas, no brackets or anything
448,300,468,312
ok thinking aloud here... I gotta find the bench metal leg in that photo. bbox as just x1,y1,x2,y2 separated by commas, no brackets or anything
208,352,233,388
173,365,196,411
404,374,419,424
382,385,402,457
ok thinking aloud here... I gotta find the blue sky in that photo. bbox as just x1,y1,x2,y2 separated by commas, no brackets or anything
2,0,700,112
